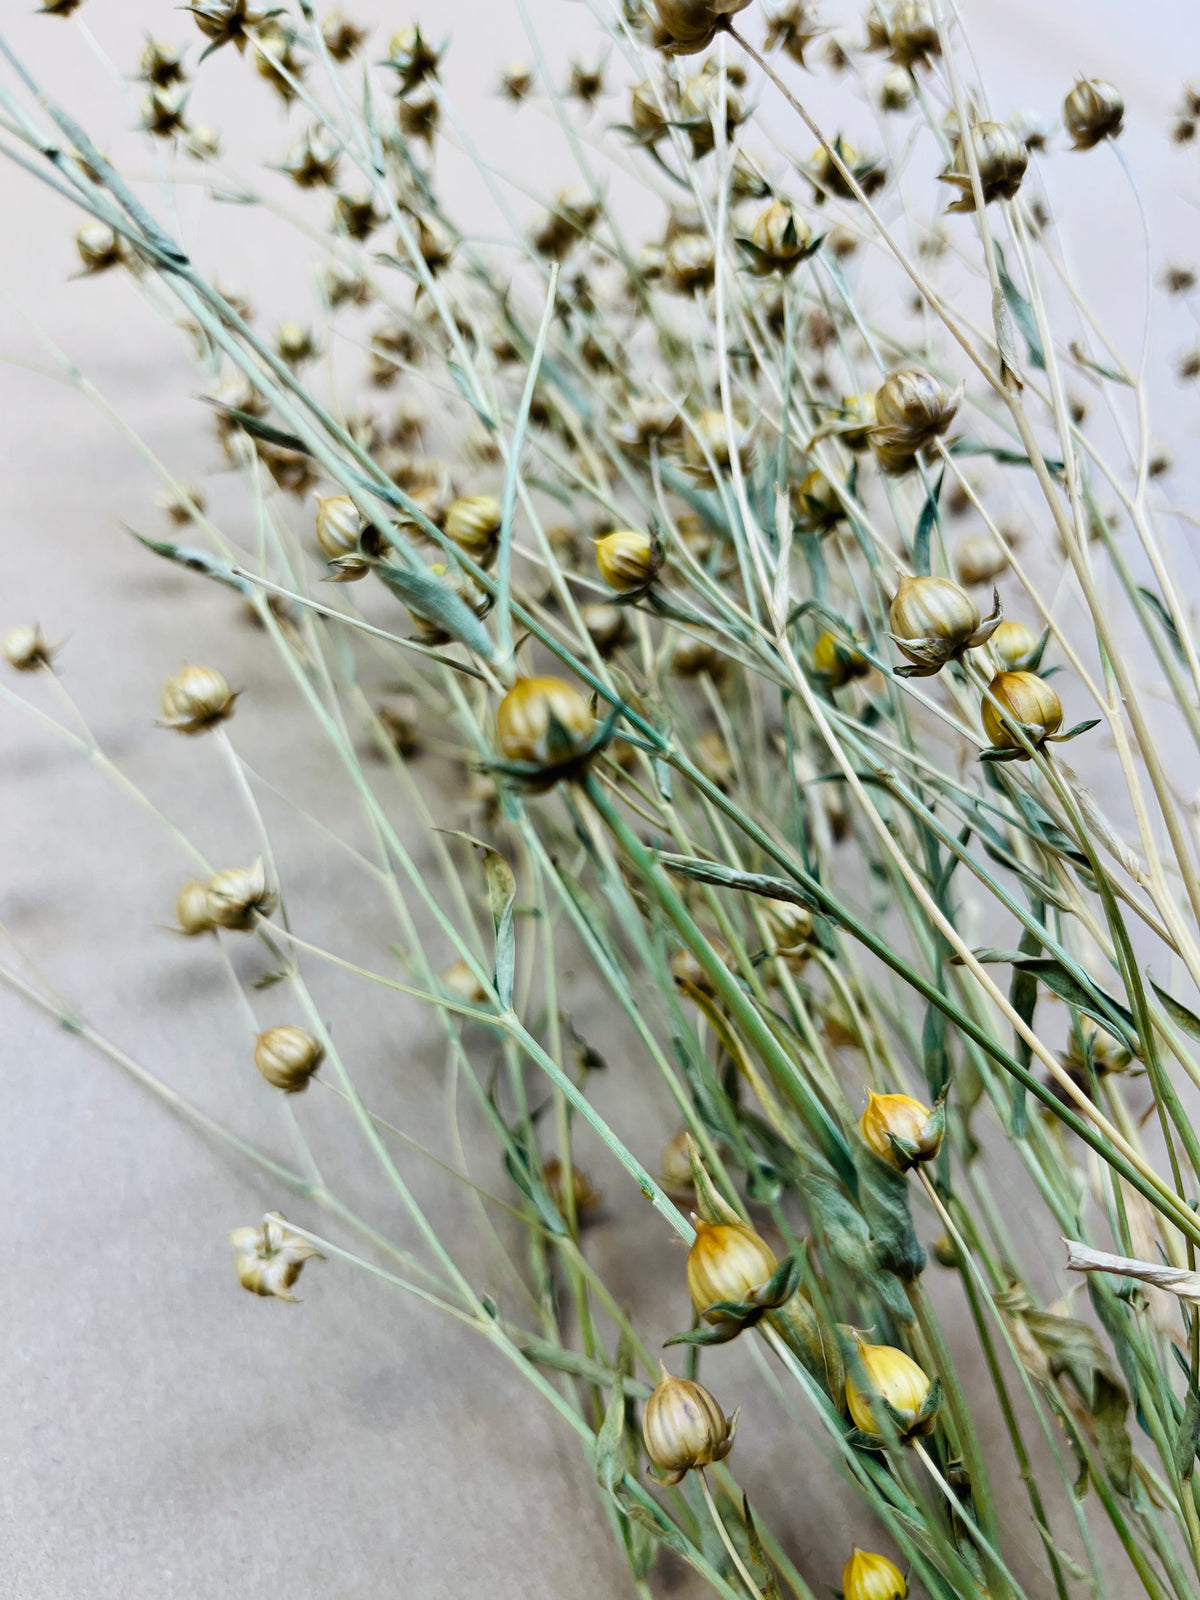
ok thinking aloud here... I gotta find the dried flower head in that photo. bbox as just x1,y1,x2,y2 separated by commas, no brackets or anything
665,233,716,293
542,1155,602,1220
321,11,366,60
843,1548,907,1600
642,1367,737,1483
860,1090,944,1170
568,60,605,103
382,25,443,92
879,66,915,112
941,121,1028,210
158,663,237,734
845,1336,937,1440
205,859,276,931
1063,78,1124,149
4,623,56,672
764,1,823,67
887,1,938,68
500,61,534,101
684,407,755,487
282,126,341,189
334,190,383,240
887,574,1000,677
254,1025,326,1092
231,1214,322,1302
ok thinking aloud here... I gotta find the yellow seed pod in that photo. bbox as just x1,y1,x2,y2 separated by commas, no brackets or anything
687,1217,778,1317
845,1338,935,1438
843,1547,907,1600
254,1025,325,1092
445,495,503,565
4,623,55,672
812,630,870,688
595,529,658,593
159,664,238,734
230,1213,323,1302
642,1366,737,1484
989,619,1039,670
981,669,1063,753
955,531,1008,587
175,879,216,937
748,200,811,274
859,1090,943,1170
205,859,276,931
496,676,594,770
1063,78,1124,150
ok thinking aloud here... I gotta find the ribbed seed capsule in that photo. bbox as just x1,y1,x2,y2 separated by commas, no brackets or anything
496,676,594,773
871,368,960,473
205,859,276,931
887,574,999,676
159,664,238,734
445,495,502,566
941,122,1028,211
843,1548,908,1600
1063,78,1124,149
651,0,753,57
747,200,811,274
981,669,1063,754
4,623,55,672
845,1337,936,1439
254,1025,325,1092
887,0,938,68
642,1366,737,1484
684,408,755,487
687,1217,778,1318
595,529,658,592
859,1090,943,1170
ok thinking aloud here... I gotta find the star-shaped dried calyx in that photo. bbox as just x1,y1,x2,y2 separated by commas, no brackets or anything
231,1213,323,1301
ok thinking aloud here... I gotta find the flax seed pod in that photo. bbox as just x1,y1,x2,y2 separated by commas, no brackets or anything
254,1025,325,1092
843,1548,907,1600
1063,78,1124,149
445,495,502,566
642,1367,737,1483
860,1090,943,1170
158,664,237,734
845,1337,936,1439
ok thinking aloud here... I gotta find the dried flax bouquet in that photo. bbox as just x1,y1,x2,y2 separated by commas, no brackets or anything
4,1,1200,1596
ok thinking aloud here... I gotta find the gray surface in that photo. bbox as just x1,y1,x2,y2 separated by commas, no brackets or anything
2,1,1198,1596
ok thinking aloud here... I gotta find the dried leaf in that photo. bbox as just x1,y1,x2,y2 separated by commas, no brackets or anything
1063,1239,1200,1304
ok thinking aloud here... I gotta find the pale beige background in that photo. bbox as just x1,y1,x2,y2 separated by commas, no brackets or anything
1,2,1198,1597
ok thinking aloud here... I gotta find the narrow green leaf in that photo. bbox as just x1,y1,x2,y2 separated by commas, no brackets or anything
995,243,1046,370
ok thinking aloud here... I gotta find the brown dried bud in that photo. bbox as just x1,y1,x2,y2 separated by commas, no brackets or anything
231,1213,322,1302
879,67,915,112
158,664,238,734
612,398,683,455
500,61,534,101
445,494,502,565
665,233,716,293
321,11,366,61
568,60,604,103
887,0,938,68
542,1155,602,1220
205,859,277,931
764,1,823,67
254,1025,325,1092
384,25,442,91
334,190,383,240
595,529,659,592
888,574,1000,676
276,321,317,366
981,669,1063,755
630,79,669,141
941,122,1028,211
496,676,594,773
188,1,265,54
4,623,56,672
793,469,845,533
375,694,421,757
678,71,746,156
642,1367,737,1484
661,1128,696,1194
652,0,752,56
1063,78,1124,150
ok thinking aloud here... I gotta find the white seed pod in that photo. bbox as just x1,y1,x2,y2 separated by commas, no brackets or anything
254,1025,325,1092
4,623,56,672
159,664,238,734
231,1213,323,1302
205,859,277,931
